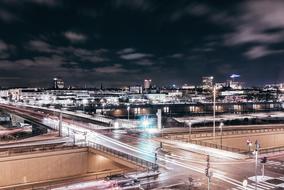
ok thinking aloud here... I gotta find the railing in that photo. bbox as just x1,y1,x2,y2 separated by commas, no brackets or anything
0,145,80,158
193,127,284,139
259,146,284,155
190,140,247,153
87,141,159,171
165,127,284,140
164,134,248,153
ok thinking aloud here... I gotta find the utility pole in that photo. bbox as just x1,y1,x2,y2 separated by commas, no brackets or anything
188,121,192,142
219,121,224,149
254,140,260,189
205,155,213,190
58,112,62,137
213,86,216,141
127,106,130,120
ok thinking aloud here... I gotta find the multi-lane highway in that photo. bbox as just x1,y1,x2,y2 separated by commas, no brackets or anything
2,103,284,189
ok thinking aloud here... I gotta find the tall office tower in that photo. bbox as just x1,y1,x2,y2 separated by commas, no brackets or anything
144,79,152,90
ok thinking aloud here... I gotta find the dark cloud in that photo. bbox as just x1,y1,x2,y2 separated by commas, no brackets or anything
0,0,283,87
0,9,19,23
117,48,136,55
120,53,153,60
64,31,87,43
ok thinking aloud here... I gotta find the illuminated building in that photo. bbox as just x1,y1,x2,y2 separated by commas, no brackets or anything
144,79,152,90
53,78,64,89
202,76,214,90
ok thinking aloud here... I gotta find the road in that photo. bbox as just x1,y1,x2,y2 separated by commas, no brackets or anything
1,103,284,189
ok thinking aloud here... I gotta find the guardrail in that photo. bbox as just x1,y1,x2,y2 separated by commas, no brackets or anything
87,141,159,171
164,127,284,140
0,145,80,158
259,146,284,155
190,140,247,153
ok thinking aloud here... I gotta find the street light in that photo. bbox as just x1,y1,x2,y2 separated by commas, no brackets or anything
188,121,192,142
102,103,105,115
219,121,224,149
253,140,260,189
127,106,130,120
213,85,216,141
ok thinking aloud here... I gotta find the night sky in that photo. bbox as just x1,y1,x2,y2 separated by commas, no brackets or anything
0,0,284,88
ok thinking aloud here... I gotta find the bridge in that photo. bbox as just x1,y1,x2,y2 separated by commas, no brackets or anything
0,104,159,172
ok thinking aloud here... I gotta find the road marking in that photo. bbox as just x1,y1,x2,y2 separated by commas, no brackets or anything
261,181,277,188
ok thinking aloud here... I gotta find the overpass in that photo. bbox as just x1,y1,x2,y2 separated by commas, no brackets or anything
0,104,159,170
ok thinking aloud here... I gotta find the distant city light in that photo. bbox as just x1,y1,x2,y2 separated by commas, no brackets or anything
230,74,240,79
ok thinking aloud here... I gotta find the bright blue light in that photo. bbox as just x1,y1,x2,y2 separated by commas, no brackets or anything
138,116,156,129
230,74,240,79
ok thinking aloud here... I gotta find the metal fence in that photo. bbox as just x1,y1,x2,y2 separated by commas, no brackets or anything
87,141,159,171
165,127,284,141
191,127,284,139
190,140,246,153
259,146,284,155
0,145,79,158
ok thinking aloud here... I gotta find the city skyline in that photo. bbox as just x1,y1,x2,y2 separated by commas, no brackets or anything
0,0,284,87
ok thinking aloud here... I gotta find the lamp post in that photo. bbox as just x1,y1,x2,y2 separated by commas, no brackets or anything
58,112,62,137
254,140,260,190
219,121,224,149
102,103,105,115
188,121,192,142
213,85,216,141
127,106,130,120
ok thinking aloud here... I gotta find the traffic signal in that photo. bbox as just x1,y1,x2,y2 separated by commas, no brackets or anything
261,157,267,164
205,168,209,176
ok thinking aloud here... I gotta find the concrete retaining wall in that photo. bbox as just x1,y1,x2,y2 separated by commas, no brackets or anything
0,148,129,188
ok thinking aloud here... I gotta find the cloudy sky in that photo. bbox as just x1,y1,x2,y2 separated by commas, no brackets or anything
0,0,284,88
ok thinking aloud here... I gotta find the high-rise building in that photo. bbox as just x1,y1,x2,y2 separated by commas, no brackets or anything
144,79,152,89
53,78,64,89
129,85,143,94
202,76,214,89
